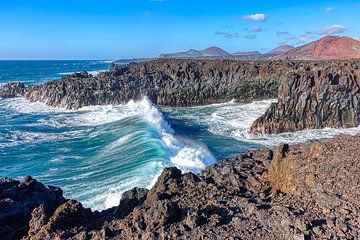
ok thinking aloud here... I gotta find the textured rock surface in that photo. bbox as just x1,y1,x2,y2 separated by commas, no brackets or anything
3,135,360,239
1,59,294,109
0,82,26,98
2,59,360,135
251,60,360,134
0,177,65,240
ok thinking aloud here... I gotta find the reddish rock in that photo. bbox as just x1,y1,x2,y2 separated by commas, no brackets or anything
274,36,360,60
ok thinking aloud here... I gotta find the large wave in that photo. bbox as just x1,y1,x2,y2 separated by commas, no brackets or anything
3,96,360,211
0,97,215,210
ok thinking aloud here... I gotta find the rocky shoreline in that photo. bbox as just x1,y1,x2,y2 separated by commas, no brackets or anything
1,59,360,134
1,135,360,239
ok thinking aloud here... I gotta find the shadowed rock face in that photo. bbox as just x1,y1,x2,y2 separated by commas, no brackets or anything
2,135,360,239
2,59,360,134
251,60,360,134
0,177,65,240
1,59,292,109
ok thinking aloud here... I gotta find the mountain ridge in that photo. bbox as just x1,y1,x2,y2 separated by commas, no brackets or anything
158,44,295,60
274,36,360,60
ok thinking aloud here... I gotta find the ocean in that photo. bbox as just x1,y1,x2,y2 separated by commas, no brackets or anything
1,60,360,210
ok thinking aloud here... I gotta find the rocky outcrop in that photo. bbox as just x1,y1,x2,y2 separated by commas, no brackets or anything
0,177,65,240
0,82,26,98
3,59,358,111
3,135,360,239
251,60,360,134
2,59,360,134
1,59,290,109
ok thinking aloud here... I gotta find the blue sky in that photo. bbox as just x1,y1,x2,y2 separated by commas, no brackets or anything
0,0,359,59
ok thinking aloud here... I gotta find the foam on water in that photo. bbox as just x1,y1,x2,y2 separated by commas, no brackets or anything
59,70,106,77
3,95,360,211
1,97,215,210
171,99,360,147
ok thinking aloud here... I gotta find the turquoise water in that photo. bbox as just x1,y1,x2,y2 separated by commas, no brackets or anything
2,61,360,210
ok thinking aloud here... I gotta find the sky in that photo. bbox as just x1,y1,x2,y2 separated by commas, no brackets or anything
0,0,359,60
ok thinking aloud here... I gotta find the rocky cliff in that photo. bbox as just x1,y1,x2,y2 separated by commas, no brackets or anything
1,59,291,109
2,135,360,239
251,60,360,134
2,59,360,134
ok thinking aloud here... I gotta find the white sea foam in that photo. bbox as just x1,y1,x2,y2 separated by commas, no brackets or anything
1,97,64,114
68,98,216,173
128,98,216,173
186,99,360,147
58,70,106,77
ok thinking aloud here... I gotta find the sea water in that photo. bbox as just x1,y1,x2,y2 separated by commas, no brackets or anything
1,60,360,210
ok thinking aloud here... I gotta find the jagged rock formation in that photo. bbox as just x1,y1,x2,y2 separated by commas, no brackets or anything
274,36,360,60
0,60,291,109
251,60,360,134
2,135,360,239
0,82,26,98
0,177,65,240
2,59,360,134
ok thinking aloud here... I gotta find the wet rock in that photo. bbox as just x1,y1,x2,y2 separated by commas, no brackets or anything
0,82,26,98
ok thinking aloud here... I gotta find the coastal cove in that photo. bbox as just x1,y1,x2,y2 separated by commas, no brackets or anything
2,60,360,212
2,0,360,238
1,58,360,239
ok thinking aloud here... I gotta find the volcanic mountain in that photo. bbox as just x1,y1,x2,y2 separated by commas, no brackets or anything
267,45,294,55
158,46,232,59
274,36,360,60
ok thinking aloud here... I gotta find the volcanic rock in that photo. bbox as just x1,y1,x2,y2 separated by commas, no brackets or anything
251,60,360,134
0,176,65,240
2,135,360,239
274,36,360,60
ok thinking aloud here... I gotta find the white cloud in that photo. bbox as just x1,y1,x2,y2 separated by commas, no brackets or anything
249,26,262,32
244,34,257,39
325,7,334,12
306,24,347,35
215,31,239,39
276,31,296,40
296,34,315,45
241,13,267,22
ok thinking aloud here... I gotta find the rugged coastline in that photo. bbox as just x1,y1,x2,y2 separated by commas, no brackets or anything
1,59,360,134
1,135,360,239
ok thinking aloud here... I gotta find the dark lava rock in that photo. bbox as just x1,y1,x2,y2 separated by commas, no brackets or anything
114,187,149,218
2,59,360,135
0,82,26,98
251,61,360,134
3,135,360,239
0,176,65,240
1,59,289,109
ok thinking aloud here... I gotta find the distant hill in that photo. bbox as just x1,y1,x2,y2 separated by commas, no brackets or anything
274,36,360,60
267,45,294,55
158,46,232,59
233,51,262,56
158,45,298,60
